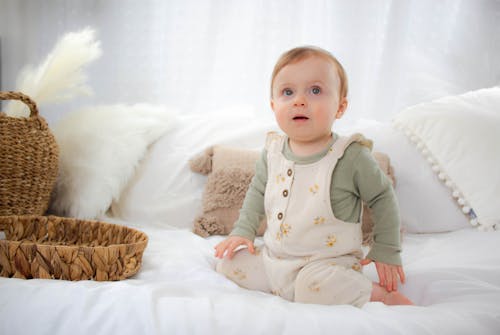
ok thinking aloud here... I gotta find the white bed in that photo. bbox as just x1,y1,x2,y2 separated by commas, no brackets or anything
1,87,500,335
1,226,500,335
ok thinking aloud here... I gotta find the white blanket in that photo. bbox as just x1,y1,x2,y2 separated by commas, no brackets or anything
1,222,499,335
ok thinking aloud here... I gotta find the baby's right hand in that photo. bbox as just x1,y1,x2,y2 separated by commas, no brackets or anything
214,236,255,259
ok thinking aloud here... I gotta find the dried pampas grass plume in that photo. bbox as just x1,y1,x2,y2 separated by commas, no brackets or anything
6,27,102,117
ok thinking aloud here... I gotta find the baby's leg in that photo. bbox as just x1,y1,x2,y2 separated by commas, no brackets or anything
294,258,372,307
216,245,271,293
370,283,414,305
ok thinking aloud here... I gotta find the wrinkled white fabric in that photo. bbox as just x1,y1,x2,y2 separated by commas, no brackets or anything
1,221,500,335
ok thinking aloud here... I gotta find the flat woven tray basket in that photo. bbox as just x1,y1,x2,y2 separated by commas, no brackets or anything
0,215,148,281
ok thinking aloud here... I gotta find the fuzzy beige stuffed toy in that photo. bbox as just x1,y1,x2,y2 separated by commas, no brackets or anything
190,145,396,246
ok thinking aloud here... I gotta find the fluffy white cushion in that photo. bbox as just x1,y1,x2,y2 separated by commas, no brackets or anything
393,86,500,231
49,104,176,219
347,120,470,233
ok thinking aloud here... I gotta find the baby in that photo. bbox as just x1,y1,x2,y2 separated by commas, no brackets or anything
214,46,413,307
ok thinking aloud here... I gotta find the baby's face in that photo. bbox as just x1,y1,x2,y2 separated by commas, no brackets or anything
271,56,346,151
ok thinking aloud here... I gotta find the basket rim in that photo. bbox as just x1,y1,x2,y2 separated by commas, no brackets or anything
0,215,149,281
0,214,149,248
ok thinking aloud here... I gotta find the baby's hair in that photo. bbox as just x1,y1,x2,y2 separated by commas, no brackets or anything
270,46,348,99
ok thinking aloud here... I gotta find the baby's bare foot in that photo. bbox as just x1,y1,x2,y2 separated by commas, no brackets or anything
383,291,414,305
370,283,414,305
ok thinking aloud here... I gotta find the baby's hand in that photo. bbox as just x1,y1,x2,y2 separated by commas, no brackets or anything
360,258,406,292
214,236,255,259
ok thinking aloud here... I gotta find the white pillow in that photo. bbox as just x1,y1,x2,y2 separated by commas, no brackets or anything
393,86,500,231
343,120,470,233
111,112,278,228
49,103,176,219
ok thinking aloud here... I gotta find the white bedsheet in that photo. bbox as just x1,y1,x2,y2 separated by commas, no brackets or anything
1,220,499,335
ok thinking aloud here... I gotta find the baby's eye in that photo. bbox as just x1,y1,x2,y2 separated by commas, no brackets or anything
283,88,293,96
311,87,321,95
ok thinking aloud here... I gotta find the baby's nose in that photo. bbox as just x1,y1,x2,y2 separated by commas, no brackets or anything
293,95,307,107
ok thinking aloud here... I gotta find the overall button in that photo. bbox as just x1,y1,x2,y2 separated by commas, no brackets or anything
282,189,288,197
287,169,293,176
277,212,283,220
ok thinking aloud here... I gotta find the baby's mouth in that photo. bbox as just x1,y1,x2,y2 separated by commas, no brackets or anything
293,116,309,120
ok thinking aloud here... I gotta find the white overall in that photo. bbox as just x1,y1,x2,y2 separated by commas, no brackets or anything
217,133,372,307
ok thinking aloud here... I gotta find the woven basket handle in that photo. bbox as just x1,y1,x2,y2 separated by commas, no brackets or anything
0,91,39,118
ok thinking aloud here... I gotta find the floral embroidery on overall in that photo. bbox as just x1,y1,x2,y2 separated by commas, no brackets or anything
308,281,321,292
230,268,247,281
309,183,319,194
326,235,337,247
276,222,292,240
313,216,326,225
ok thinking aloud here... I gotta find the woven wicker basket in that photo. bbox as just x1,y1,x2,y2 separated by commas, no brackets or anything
0,91,59,216
0,215,148,281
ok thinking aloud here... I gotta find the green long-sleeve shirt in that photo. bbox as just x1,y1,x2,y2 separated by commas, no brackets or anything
231,133,402,266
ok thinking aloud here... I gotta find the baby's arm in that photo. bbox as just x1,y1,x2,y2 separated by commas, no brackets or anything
353,146,404,291
214,149,268,259
229,149,267,238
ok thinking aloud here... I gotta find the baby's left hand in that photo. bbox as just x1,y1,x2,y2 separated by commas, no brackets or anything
360,258,406,292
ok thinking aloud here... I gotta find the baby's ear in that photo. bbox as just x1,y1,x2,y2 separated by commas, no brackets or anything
189,146,214,175
336,98,348,119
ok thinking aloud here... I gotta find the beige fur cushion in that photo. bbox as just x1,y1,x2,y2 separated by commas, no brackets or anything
189,145,396,246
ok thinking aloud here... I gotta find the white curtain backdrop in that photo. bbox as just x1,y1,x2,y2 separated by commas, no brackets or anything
1,0,499,125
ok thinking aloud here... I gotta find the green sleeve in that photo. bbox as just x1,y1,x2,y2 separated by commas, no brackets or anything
229,149,267,241
332,144,402,266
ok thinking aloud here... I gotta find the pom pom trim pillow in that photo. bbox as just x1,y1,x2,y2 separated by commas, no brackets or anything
355,122,469,234
393,86,500,231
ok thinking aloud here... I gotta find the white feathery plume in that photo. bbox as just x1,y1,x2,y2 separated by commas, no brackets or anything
5,27,102,117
